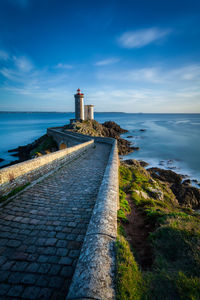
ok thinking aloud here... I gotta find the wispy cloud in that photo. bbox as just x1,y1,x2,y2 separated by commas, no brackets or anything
87,85,200,113
13,56,33,72
0,48,199,112
94,63,200,112
97,64,200,85
94,58,119,66
55,63,73,69
0,49,72,101
118,27,171,48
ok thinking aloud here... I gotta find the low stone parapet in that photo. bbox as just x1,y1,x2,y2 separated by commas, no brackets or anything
0,140,94,197
47,127,92,148
67,139,118,300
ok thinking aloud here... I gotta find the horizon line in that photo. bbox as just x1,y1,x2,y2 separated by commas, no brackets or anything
0,111,200,114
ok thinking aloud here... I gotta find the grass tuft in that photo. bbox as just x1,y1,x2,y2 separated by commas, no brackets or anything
0,183,30,203
116,235,145,300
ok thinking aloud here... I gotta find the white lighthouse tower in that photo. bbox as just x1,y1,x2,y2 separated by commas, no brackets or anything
84,105,94,120
74,88,84,121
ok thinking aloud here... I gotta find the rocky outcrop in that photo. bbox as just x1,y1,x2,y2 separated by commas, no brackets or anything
102,121,128,134
148,167,200,209
125,159,148,168
65,120,135,155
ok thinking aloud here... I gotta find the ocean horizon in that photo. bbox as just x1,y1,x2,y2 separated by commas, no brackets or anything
0,112,200,182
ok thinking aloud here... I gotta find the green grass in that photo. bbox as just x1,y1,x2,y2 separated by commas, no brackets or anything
0,183,30,203
176,272,200,300
116,235,145,300
117,188,131,223
117,162,200,300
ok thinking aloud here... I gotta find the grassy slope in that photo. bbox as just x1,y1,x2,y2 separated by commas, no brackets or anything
117,162,200,300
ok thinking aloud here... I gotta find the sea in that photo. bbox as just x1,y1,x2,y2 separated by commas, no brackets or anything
0,112,200,182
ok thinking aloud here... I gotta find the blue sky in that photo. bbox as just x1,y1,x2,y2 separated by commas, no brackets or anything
0,0,200,112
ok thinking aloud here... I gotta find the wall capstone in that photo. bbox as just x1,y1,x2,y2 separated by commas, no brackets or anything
67,140,118,300
0,139,94,197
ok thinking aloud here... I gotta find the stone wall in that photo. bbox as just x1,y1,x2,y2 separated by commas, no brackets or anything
67,139,119,300
0,140,94,197
62,129,115,145
47,127,92,148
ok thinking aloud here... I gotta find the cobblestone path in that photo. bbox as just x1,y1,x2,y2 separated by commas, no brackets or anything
0,143,111,299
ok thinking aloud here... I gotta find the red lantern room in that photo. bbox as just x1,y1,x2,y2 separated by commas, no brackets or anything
76,88,84,96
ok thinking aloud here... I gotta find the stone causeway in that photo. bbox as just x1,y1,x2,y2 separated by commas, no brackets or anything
0,129,118,300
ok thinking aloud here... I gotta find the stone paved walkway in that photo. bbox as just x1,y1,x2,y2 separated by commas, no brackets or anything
0,143,111,299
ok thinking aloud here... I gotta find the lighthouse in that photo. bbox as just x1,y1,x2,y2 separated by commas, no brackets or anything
74,88,84,121
72,88,94,122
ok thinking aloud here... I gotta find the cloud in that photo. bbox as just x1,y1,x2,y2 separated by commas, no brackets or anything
97,64,200,85
0,52,36,86
118,28,171,48
0,49,199,113
94,58,119,66
55,63,73,69
94,63,200,112
13,56,33,72
0,50,73,107
87,85,200,113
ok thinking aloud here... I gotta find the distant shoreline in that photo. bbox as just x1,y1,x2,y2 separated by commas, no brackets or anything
0,111,200,114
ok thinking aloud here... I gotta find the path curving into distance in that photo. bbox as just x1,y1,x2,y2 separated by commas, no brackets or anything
0,142,111,299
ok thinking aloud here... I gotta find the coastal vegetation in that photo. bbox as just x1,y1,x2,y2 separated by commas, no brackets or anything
117,160,200,300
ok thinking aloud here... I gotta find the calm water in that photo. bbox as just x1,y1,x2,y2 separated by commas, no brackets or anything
0,112,200,181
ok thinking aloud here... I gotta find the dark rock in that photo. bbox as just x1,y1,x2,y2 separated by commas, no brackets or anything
140,129,146,132
174,185,200,208
124,159,142,168
148,167,200,209
117,138,134,155
192,179,198,184
0,158,4,163
131,146,140,151
138,160,149,167
102,121,128,134
148,168,183,184
127,136,133,138
182,179,192,186
167,166,177,170
124,159,149,168
10,153,19,157
182,174,189,179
